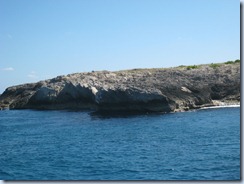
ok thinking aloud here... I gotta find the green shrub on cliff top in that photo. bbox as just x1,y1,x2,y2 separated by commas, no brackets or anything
186,65,199,70
224,59,240,64
225,61,234,64
178,65,186,68
210,63,221,68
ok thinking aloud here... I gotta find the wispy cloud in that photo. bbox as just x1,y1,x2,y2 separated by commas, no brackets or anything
44,74,52,79
27,71,38,79
2,67,14,71
27,74,38,79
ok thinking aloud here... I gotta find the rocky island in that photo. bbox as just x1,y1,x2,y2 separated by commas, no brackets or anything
0,61,240,113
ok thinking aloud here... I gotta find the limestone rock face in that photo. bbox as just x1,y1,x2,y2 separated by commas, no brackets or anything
0,63,240,112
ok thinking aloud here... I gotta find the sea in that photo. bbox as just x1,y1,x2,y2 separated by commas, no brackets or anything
0,107,240,180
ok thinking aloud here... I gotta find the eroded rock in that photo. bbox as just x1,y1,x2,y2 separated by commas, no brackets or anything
0,63,240,112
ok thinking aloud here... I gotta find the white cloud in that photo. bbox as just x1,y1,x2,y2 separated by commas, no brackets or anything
2,67,14,71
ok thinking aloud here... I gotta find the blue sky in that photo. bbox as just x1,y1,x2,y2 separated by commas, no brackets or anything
0,0,240,93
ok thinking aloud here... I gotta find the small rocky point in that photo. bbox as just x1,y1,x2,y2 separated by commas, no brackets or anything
0,62,240,113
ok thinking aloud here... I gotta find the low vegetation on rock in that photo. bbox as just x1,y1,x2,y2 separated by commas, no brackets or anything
186,65,199,70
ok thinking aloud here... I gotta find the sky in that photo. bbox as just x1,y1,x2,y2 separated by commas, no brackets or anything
0,0,240,93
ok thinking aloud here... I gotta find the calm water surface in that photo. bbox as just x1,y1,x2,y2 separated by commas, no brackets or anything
0,107,240,180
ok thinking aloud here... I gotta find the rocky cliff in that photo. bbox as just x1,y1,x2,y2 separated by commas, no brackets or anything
0,62,240,112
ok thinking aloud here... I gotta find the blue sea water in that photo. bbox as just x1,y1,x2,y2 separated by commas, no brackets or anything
0,107,240,180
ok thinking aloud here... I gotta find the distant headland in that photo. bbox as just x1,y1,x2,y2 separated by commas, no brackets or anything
0,60,240,112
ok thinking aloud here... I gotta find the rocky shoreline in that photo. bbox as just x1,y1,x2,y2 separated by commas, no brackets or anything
0,62,240,113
